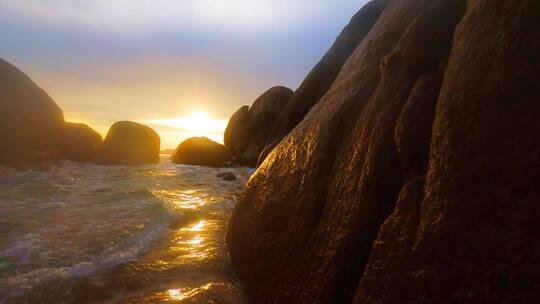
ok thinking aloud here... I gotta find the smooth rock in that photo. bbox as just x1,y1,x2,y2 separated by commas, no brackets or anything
172,137,231,167
63,122,103,163
224,106,250,156
0,58,65,166
224,86,293,166
96,121,160,165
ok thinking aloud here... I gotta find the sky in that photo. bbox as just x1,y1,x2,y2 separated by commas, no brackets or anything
0,0,369,149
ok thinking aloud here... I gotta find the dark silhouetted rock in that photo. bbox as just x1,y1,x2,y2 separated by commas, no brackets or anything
227,0,472,303
224,106,249,156
217,172,237,181
257,0,390,166
63,122,103,163
96,121,160,165
172,137,231,167
224,86,293,166
0,58,65,167
7,151,59,171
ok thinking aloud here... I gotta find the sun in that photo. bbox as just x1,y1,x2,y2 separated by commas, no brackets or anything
142,111,229,148
179,111,228,134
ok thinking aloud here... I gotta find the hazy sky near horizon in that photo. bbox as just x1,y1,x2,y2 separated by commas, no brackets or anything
0,0,369,148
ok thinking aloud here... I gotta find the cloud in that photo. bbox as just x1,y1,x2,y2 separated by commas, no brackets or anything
0,0,354,33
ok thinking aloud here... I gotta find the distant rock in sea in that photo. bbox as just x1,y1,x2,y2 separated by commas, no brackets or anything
172,137,231,167
63,122,103,163
96,121,160,165
227,0,539,303
217,172,237,181
0,57,66,169
224,86,293,166
257,0,390,166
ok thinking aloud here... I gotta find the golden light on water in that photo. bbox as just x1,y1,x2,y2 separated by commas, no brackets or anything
140,186,237,301
153,190,208,210
188,220,206,232
167,283,213,301
175,221,208,259
187,236,203,245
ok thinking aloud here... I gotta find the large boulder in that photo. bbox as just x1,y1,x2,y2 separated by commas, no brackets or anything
257,0,390,165
228,0,539,303
224,86,293,166
225,0,539,302
96,121,160,165
0,58,65,167
172,137,231,167
63,122,103,162
223,106,250,156
355,0,539,302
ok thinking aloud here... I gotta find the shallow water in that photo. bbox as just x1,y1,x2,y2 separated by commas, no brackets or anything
0,156,252,303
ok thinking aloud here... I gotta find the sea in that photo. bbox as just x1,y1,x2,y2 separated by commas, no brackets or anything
0,155,252,303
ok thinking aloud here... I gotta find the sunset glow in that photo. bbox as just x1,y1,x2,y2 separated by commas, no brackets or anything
0,0,363,151
145,111,227,135
144,111,228,148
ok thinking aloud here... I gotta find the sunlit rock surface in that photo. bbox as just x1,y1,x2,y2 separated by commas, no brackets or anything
355,0,540,302
227,0,539,302
224,86,293,166
258,0,391,166
172,137,231,167
96,121,160,165
0,58,65,167
63,122,103,163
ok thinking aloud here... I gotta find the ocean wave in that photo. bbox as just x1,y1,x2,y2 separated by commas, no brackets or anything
0,159,251,303
2,222,170,297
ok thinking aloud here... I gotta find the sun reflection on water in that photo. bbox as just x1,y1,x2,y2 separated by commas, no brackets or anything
166,283,213,301
167,220,221,261
175,192,207,209
187,220,205,232
152,189,208,210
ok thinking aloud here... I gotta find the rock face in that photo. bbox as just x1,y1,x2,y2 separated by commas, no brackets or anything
257,0,390,165
224,106,250,156
172,137,231,167
227,0,539,303
224,86,293,166
63,123,103,162
96,121,160,165
355,0,540,302
0,58,65,167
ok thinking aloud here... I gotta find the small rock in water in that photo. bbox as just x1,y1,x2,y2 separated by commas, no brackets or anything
217,172,237,181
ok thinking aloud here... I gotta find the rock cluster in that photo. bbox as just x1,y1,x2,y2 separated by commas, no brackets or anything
227,0,539,303
224,86,293,166
0,58,161,168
